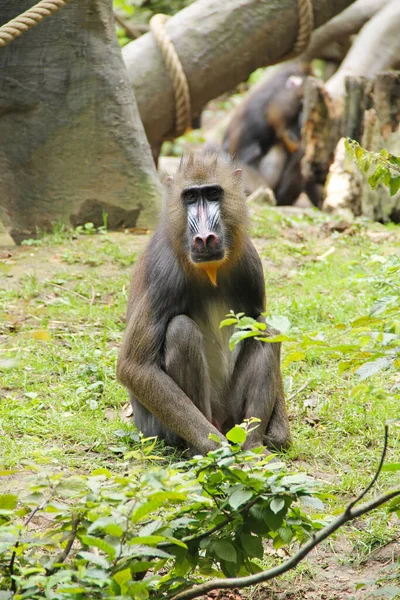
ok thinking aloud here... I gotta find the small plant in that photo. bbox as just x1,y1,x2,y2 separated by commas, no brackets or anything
0,427,325,599
345,139,400,196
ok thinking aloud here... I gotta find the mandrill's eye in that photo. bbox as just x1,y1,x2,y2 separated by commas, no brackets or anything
204,185,223,202
182,189,199,205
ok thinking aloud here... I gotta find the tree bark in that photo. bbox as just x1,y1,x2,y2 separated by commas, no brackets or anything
122,0,357,151
301,77,341,189
0,0,161,244
359,72,400,222
301,0,394,62
323,72,400,222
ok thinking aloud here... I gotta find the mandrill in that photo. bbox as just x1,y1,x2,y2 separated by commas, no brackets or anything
117,153,291,455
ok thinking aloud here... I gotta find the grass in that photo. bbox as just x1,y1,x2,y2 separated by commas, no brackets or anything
0,209,399,593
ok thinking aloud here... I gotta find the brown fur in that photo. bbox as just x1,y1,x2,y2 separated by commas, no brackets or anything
117,152,291,455
164,153,248,272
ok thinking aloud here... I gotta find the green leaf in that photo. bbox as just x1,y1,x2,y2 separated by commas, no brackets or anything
0,494,18,510
356,356,393,380
219,317,238,328
130,544,172,558
246,560,263,574
266,315,291,334
226,426,247,445
229,489,252,510
282,351,306,368
112,567,131,587
263,506,284,531
278,526,293,544
389,176,400,196
130,561,156,573
241,533,264,558
229,330,260,350
270,498,285,514
79,535,116,559
236,316,258,328
130,491,187,523
300,495,324,511
213,539,237,563
382,463,400,472
103,523,124,537
78,551,110,569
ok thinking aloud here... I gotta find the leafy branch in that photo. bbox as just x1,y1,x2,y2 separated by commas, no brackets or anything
345,138,400,196
170,425,400,600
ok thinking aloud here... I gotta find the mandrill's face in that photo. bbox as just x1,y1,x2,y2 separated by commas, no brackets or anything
181,184,226,266
164,153,249,286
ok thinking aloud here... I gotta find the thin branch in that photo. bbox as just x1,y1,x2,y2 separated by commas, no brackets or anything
114,12,142,40
170,427,398,600
9,495,52,592
46,513,80,575
159,494,264,550
287,379,311,402
171,487,400,600
48,281,91,302
345,423,388,514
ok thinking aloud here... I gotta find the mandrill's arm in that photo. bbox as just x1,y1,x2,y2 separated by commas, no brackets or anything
117,252,223,455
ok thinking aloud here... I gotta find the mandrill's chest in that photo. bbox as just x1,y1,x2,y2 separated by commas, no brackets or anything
192,298,237,402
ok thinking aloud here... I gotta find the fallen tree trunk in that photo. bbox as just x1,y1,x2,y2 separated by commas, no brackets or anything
301,0,394,62
325,0,400,103
122,0,356,151
0,0,161,244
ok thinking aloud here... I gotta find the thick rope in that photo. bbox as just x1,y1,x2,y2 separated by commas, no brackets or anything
150,1,313,139
150,14,191,139
293,0,314,55
0,0,74,48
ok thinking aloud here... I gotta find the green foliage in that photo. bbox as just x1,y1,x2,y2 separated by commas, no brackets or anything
345,139,400,196
114,0,194,17
113,0,196,45
222,254,400,384
0,428,325,599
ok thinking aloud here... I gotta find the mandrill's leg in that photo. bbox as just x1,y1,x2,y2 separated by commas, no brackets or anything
225,322,291,452
131,315,212,449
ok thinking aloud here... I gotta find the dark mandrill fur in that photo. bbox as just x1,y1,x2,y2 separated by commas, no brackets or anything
117,153,291,455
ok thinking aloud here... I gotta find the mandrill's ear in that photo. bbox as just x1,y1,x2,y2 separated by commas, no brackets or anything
166,175,174,185
233,168,242,177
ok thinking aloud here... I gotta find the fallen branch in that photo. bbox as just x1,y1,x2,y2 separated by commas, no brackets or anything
302,0,394,61
171,425,399,600
325,0,400,102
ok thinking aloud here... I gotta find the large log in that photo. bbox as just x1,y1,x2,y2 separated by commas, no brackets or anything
325,0,400,102
122,0,357,150
0,0,161,244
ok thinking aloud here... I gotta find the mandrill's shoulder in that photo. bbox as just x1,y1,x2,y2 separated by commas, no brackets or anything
129,230,186,306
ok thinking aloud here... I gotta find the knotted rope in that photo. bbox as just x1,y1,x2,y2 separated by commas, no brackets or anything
0,0,74,47
150,0,314,139
150,13,191,139
293,0,314,55
1,0,314,139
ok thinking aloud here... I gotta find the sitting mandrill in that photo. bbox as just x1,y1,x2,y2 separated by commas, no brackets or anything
117,153,291,455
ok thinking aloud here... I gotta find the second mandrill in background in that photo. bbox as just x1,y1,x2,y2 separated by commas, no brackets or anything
117,153,291,455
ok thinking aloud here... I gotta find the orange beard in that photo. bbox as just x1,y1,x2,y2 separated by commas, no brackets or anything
194,260,224,287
